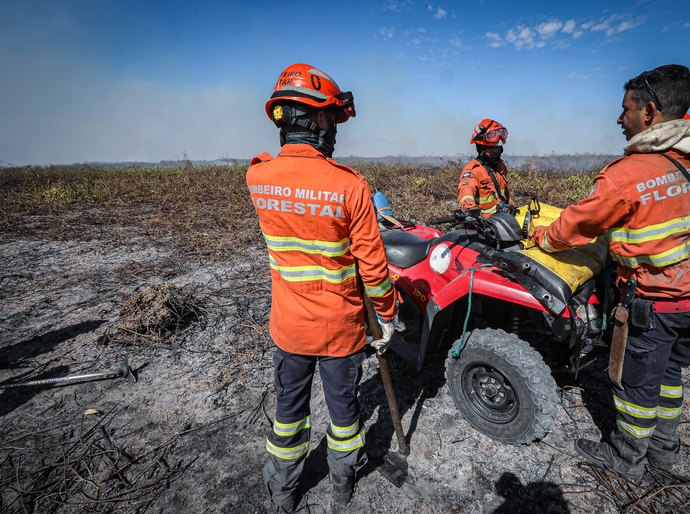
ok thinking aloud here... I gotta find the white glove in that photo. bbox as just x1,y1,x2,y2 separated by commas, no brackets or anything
367,318,395,355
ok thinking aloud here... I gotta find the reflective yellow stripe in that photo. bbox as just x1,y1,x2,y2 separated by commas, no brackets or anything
274,416,311,437
613,395,656,419
269,256,356,284
327,429,365,452
540,232,558,253
330,420,359,438
617,420,656,439
266,439,309,460
660,384,683,399
364,276,391,298
479,194,497,203
264,234,351,257
657,405,682,419
481,205,497,215
612,242,690,268
608,216,690,244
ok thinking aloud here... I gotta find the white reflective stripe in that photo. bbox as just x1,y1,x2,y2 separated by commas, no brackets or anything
613,395,657,419
274,416,311,437
657,405,682,419
269,256,357,284
327,429,366,452
266,439,309,460
608,216,690,243
364,276,391,298
617,420,656,439
611,242,690,268
264,234,351,257
459,195,475,204
660,384,682,398
330,420,359,438
276,84,328,101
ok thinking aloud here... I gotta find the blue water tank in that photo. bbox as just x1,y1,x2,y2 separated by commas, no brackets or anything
371,189,394,221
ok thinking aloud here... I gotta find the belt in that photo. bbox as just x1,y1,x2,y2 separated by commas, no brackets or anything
651,298,690,313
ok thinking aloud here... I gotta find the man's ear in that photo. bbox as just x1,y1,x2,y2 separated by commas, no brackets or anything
644,100,659,125
315,110,329,130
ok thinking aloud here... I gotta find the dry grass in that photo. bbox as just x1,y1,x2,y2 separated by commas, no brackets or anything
0,160,598,258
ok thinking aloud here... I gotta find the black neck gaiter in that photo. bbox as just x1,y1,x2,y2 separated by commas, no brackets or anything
282,126,337,158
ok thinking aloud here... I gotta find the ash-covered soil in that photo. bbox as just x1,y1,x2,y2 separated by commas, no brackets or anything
1,236,689,513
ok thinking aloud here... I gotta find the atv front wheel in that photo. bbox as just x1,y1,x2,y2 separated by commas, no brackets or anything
445,328,557,444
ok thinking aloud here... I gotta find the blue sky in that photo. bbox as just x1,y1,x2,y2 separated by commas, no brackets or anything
1,0,689,165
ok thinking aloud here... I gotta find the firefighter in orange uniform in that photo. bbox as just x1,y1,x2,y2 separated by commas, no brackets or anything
530,64,690,481
458,118,513,217
247,64,398,512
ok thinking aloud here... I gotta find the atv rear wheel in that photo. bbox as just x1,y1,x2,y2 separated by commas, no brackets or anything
445,328,557,444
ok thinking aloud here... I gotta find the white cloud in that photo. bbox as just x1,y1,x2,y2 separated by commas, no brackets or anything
449,36,469,49
537,20,563,37
485,32,504,48
583,15,646,37
378,26,396,39
684,22,690,28
562,20,576,34
435,7,447,20
486,14,646,50
381,0,411,11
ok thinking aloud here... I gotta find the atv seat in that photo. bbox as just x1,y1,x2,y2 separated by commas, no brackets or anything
381,230,432,268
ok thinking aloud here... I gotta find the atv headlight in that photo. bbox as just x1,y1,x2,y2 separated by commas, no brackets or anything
429,244,452,274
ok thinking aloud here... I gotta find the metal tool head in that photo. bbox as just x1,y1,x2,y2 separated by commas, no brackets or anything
120,356,137,384
376,451,408,487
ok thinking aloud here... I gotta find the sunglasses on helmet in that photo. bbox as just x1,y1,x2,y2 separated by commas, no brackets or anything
641,72,663,111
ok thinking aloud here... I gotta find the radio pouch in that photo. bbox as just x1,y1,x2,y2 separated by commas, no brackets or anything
630,299,654,329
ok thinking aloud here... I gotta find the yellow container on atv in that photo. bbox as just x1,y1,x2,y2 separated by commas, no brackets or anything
493,202,608,315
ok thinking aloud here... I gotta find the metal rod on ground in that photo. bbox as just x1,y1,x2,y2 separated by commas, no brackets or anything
360,279,409,487
0,356,136,389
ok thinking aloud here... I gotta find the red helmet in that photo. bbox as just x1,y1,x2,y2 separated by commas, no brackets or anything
265,63,356,126
470,119,508,146
685,111,690,120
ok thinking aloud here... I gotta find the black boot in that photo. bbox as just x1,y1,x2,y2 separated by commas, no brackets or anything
647,416,681,470
575,439,644,482
330,472,355,505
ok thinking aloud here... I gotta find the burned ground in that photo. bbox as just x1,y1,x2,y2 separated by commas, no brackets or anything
1,164,689,513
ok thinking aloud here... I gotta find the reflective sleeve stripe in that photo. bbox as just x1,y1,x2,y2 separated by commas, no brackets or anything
480,205,497,215
613,395,657,419
364,276,391,298
330,420,360,438
326,429,366,453
459,195,475,204
266,439,310,460
617,420,656,439
273,416,311,437
264,234,351,257
660,384,683,399
269,256,356,284
657,405,682,419
611,242,690,268
540,232,558,253
607,216,690,243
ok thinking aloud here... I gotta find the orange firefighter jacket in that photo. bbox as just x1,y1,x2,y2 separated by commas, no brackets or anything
246,144,397,357
530,150,690,300
458,159,510,217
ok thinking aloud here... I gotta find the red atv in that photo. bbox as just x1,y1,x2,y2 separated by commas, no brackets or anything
379,202,608,444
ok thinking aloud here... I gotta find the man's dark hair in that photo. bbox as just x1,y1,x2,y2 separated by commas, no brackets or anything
624,64,690,119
